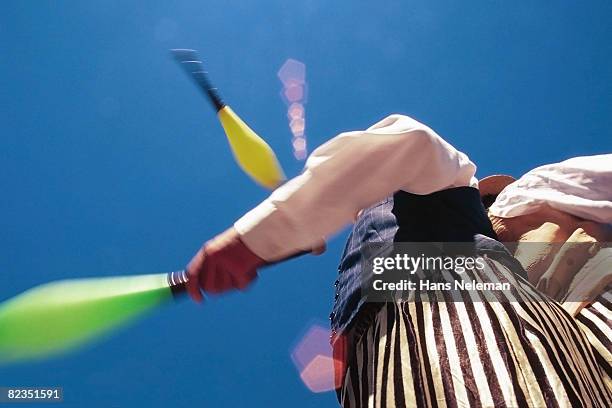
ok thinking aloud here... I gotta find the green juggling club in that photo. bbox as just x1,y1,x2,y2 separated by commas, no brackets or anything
0,271,187,365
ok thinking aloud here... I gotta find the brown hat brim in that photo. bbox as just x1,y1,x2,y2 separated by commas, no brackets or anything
478,174,516,197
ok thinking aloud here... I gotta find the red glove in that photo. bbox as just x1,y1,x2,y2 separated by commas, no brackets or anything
186,227,266,302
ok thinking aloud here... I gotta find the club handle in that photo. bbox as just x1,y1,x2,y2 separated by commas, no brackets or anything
166,250,311,299
191,71,225,112
171,48,226,112
167,270,189,297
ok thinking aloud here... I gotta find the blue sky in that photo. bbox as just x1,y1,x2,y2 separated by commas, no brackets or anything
1,1,611,407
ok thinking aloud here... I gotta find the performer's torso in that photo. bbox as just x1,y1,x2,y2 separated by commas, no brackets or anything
330,187,502,335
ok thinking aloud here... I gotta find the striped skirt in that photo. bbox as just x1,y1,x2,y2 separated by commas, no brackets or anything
337,258,612,407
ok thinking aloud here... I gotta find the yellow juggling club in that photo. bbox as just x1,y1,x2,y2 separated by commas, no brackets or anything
171,49,286,190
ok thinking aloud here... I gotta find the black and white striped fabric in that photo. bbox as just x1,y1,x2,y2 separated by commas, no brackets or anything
575,291,612,385
338,256,612,408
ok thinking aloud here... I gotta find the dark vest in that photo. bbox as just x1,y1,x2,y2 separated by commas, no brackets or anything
330,186,521,335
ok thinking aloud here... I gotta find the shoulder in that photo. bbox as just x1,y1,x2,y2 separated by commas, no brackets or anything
366,114,431,134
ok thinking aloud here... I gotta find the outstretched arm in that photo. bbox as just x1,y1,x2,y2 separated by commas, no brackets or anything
186,114,477,301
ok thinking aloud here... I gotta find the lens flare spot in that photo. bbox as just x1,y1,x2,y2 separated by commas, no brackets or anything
290,324,346,393
293,150,307,160
299,355,336,393
290,118,305,134
292,137,306,151
277,59,306,86
284,84,304,103
288,103,305,120
278,58,308,160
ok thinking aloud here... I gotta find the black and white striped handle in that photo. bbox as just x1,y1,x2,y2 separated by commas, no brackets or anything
171,48,225,112
167,270,189,297
166,250,311,299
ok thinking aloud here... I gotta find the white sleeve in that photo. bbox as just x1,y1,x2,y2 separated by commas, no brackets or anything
234,114,478,261
489,154,612,223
